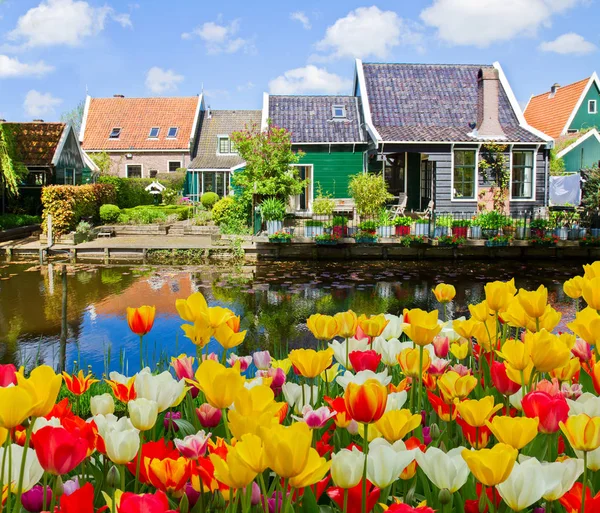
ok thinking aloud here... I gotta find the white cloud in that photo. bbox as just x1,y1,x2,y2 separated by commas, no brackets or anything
145,67,184,94
539,32,597,55
236,81,255,92
269,65,352,95
421,0,583,47
24,90,62,117
314,6,423,60
8,0,131,48
290,11,311,30
0,55,53,78
182,17,254,54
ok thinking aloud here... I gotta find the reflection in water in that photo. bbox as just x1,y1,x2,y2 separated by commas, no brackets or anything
0,260,584,375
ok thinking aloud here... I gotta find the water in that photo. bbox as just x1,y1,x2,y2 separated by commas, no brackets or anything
0,260,586,375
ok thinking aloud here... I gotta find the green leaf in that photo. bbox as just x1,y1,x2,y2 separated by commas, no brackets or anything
301,486,318,513
173,418,196,437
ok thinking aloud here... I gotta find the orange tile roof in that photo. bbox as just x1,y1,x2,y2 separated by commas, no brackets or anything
81,96,200,151
524,78,589,139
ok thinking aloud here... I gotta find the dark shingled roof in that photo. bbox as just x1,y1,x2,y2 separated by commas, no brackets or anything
362,63,544,143
1,122,66,166
268,96,365,144
189,110,261,170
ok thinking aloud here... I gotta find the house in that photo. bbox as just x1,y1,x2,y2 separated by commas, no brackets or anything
524,74,600,173
80,94,204,178
264,94,367,211
185,109,262,201
354,60,553,214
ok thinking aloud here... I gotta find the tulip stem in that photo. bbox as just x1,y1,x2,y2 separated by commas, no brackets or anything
0,435,10,513
345,337,349,370
258,473,269,513
343,489,349,513
139,334,144,370
281,481,290,513
362,423,369,513
582,451,588,513
134,434,143,493
222,409,231,442
121,464,126,491
12,419,34,513
418,345,424,412
49,475,60,513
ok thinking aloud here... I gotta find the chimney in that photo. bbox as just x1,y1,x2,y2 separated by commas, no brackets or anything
33,119,44,123
207,105,212,119
475,68,505,139
550,83,560,98
113,94,125,98
0,119,6,123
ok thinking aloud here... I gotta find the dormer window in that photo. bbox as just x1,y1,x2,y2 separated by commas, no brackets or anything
167,127,178,138
332,105,346,118
148,127,160,138
217,135,236,154
109,127,121,139
589,100,597,114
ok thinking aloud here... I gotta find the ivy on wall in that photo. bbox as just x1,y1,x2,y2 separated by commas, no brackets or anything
0,124,28,196
478,143,510,212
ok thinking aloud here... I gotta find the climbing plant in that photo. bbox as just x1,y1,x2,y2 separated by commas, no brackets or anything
478,143,510,212
0,124,28,196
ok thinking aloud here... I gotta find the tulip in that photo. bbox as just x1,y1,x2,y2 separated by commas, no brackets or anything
371,338,410,366
327,480,381,513
0,364,17,387
453,317,479,340
344,379,387,424
403,309,441,346
336,368,392,390
260,422,312,478
517,284,548,320
307,313,339,340
0,386,38,429
16,365,62,418
528,304,562,333
101,417,140,465
568,307,600,346
106,373,137,403
374,409,421,443
560,413,600,452
21,484,52,513
135,368,186,413
428,357,450,375
349,350,381,372
170,354,195,380
118,490,172,513
128,398,159,431
490,361,521,396
288,348,334,378
564,276,584,299
176,292,209,322
500,300,530,329
525,329,571,373
457,417,493,449
438,371,477,402
329,338,370,370
381,314,403,340
583,276,600,310
484,279,516,312
432,335,450,358
334,311,358,338
457,396,502,427
358,314,389,339
496,458,548,512
233,433,266,473
32,426,88,475
485,416,539,450
450,341,469,360
292,405,336,429
550,357,581,382
209,445,257,490
522,391,569,434
567,393,600,417
496,339,531,370
572,339,593,362
256,366,286,395
321,363,342,383
461,443,518,486
214,316,246,350
62,370,98,396
330,448,365,488
253,350,271,370
146,456,193,495
90,393,115,416
174,430,211,460
282,382,318,413
194,359,245,410
196,403,222,428
366,438,416,488
538,457,584,502
469,300,493,322
127,305,155,336
398,347,430,378
433,283,456,303
227,354,253,372
289,448,331,489
415,446,470,493
181,322,214,348
0,444,44,495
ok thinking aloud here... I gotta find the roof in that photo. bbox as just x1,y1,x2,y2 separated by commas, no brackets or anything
524,78,590,139
556,128,600,158
360,62,544,143
81,96,201,151
188,110,261,170
0,122,66,166
267,95,365,144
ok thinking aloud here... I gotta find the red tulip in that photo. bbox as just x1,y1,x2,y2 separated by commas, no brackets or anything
465,484,502,513
522,390,569,434
58,483,104,513
327,480,380,513
126,439,180,483
0,364,17,387
386,504,435,513
456,417,492,449
490,361,521,395
33,426,88,475
118,490,175,513
348,350,382,372
560,482,600,513
126,306,156,336
196,404,222,428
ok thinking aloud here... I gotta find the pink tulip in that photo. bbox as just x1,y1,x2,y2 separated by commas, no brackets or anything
572,338,592,362
0,364,17,387
432,336,449,358
174,430,211,459
253,350,271,371
228,354,253,372
561,382,583,400
428,358,450,376
196,404,222,428
171,355,195,381
292,405,336,429
202,353,219,362
450,364,470,376
535,378,561,396
256,367,286,395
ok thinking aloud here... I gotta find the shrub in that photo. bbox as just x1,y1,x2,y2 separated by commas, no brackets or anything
201,192,219,210
162,189,178,205
212,197,236,226
99,204,121,224
124,208,168,225
0,214,41,231
97,176,155,208
260,198,287,221
348,173,393,217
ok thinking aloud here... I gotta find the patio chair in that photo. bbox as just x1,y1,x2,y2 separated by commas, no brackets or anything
415,200,434,217
390,193,408,219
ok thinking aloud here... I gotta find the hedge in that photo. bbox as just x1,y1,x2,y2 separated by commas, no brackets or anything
97,172,186,208
0,214,41,231
41,184,116,236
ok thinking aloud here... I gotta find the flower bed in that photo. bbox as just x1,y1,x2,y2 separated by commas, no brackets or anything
268,231,292,243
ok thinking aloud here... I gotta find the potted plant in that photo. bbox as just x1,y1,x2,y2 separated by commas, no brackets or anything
514,218,528,240
530,233,559,247
470,216,482,239
434,216,452,237
502,217,515,236
399,235,426,247
332,216,348,238
581,236,600,247
479,211,506,239
377,210,394,238
315,232,340,246
268,230,292,243
530,218,549,239
436,235,464,247
393,216,412,236
485,234,512,247
451,219,470,238
414,218,430,237
358,220,378,235
354,230,378,244
312,186,335,221
260,198,287,235
305,219,324,238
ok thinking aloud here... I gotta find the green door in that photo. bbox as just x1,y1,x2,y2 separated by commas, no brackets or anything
406,153,421,211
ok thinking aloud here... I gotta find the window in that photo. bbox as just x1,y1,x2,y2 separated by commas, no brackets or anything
198,171,229,196
148,127,160,138
126,165,142,178
453,150,476,200
167,127,178,138
589,100,598,114
511,151,534,200
217,135,236,154
332,105,346,118
109,127,121,139
168,161,181,173
64,168,75,185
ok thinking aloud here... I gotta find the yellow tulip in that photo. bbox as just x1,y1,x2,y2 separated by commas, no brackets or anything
375,409,422,443
261,422,312,478
0,427,6,446
559,332,577,349
176,292,209,322
456,396,502,427
583,277,600,311
525,330,571,373
289,448,331,488
398,347,430,378
320,363,341,383
469,300,493,322
560,413,600,452
0,386,38,428
550,357,581,382
227,385,282,438
437,371,477,402
450,341,469,360
453,317,480,339
568,307,600,346
499,300,529,329
528,305,562,333
233,433,267,473
403,309,441,346
306,314,339,341
214,318,246,349
210,446,257,489
583,261,600,279
484,279,516,313
496,339,531,371
505,361,534,387
461,443,518,486
195,360,245,410
517,285,548,320
357,314,389,338
563,276,584,299
334,311,358,339
472,317,499,352
16,365,62,418
288,348,334,379
271,358,292,375
486,416,539,450
181,322,214,348
433,283,456,303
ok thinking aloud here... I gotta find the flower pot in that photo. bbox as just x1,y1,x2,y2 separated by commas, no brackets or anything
568,228,581,240
377,225,393,238
451,226,468,238
316,239,338,246
555,227,569,241
434,226,449,237
305,225,324,238
267,220,283,235
332,225,348,238
503,226,516,237
269,237,291,244
355,236,377,244
469,226,482,239
395,225,410,236
482,229,498,240
591,228,600,237
414,223,430,237
515,227,526,240
531,228,546,239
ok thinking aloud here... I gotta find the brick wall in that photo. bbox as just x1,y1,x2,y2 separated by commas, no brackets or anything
103,151,191,178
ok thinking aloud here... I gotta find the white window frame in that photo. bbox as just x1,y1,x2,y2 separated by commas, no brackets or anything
109,127,121,139
332,105,346,118
148,127,160,139
450,146,479,202
126,164,143,178
509,147,537,202
589,99,598,114
167,127,178,139
63,168,75,185
290,163,314,212
168,161,182,173
217,135,237,155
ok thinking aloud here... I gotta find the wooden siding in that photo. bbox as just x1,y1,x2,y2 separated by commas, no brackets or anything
54,128,86,184
569,83,600,132
562,136,600,172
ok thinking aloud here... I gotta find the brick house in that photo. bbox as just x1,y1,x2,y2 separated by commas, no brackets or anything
80,94,204,178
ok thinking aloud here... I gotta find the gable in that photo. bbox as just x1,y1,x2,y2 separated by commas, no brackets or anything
1,122,65,166
55,127,86,170
569,82,600,132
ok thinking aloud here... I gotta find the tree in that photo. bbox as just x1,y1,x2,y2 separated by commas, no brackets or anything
60,100,85,137
89,151,113,174
0,124,29,211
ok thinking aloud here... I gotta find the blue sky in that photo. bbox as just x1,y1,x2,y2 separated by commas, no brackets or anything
0,0,598,121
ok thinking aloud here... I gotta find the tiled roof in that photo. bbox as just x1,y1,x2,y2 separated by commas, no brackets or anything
524,78,589,139
1,122,66,166
188,110,261,170
362,63,543,143
81,96,200,151
268,96,365,143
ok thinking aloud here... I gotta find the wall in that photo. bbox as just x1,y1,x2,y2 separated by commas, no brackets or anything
54,128,86,184
99,151,191,178
562,136,600,172
569,83,600,132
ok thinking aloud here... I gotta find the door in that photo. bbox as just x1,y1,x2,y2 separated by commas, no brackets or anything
420,159,434,210
292,165,312,211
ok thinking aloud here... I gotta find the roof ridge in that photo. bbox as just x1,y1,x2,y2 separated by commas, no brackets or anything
91,96,200,100
362,62,491,67
529,76,591,99
269,94,355,98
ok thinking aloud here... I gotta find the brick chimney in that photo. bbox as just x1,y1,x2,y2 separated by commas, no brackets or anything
475,68,505,139
550,83,560,98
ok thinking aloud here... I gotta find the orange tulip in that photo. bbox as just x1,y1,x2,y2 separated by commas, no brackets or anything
344,379,387,424
306,314,339,341
433,283,456,303
398,347,431,378
145,456,193,496
334,311,358,339
106,377,137,403
62,370,99,396
357,314,389,338
126,305,156,336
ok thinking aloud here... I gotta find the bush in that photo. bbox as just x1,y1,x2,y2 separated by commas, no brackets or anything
97,176,155,208
212,197,237,225
348,173,393,217
99,204,121,224
0,214,41,231
118,205,191,224
201,192,219,210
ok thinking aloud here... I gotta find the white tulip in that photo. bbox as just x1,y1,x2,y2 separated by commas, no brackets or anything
128,398,159,431
575,446,600,470
281,382,318,414
328,338,370,369
336,368,392,390
102,417,140,465
0,444,44,492
32,416,61,434
372,338,412,366
385,392,408,412
93,413,125,438
366,438,416,488
415,447,470,493
108,371,130,384
496,459,548,512
381,315,403,340
331,448,365,488
540,458,584,501
134,369,186,413
509,388,525,411
567,393,600,417
440,318,464,343
90,393,115,417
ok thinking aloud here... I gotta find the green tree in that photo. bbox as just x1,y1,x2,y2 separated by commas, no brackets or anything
0,124,28,199
89,151,113,174
348,172,393,216
60,100,85,137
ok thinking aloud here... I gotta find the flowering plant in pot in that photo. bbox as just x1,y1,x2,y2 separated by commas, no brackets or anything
358,220,377,234
268,230,292,243
354,229,378,243
305,219,324,238
393,216,412,236
451,219,471,238
315,232,341,246
331,216,348,238
435,234,465,247
485,234,512,247
530,218,549,239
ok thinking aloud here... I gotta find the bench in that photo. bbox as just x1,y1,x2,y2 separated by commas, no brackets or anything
97,227,115,238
